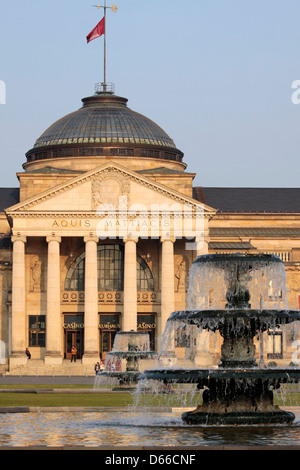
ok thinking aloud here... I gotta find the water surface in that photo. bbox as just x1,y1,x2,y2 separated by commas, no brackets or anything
0,408,299,447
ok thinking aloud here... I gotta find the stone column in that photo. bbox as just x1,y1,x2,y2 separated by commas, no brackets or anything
194,229,210,260
160,237,175,332
45,235,62,364
10,235,27,366
82,235,99,364
123,237,138,331
192,227,216,367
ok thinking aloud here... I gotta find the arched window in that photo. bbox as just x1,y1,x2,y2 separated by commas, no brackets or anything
65,252,85,291
65,244,154,292
137,255,154,291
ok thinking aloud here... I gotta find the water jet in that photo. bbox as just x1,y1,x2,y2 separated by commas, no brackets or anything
95,331,158,390
140,253,300,425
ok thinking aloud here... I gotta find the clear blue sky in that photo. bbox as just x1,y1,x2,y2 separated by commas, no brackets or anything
1,0,300,188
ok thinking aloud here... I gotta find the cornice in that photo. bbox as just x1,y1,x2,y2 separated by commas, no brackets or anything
5,163,216,216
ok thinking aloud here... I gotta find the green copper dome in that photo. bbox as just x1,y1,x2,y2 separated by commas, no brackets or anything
25,91,184,165
33,92,176,149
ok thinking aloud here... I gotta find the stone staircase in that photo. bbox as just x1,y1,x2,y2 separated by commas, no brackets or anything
4,357,196,378
5,360,96,377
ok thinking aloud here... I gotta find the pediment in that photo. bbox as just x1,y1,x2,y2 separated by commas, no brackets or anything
6,162,216,215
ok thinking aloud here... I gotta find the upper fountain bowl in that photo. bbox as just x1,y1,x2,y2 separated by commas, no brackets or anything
187,252,289,312
168,252,300,332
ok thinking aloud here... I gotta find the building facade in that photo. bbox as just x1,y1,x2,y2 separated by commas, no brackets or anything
0,88,300,374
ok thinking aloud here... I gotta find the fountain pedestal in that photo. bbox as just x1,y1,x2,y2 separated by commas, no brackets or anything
95,331,158,390
183,376,295,425
140,253,300,426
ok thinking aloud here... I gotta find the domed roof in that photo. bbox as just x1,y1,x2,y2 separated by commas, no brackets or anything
33,92,176,150
25,90,184,166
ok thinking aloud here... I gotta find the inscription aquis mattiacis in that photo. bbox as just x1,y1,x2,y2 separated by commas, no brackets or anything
51,219,91,228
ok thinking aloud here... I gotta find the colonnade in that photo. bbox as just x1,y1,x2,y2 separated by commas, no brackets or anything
9,233,192,366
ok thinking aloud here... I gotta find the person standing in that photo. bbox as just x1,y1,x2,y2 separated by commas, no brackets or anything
71,345,77,362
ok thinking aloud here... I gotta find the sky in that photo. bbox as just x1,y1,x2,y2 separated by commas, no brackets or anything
1,0,300,188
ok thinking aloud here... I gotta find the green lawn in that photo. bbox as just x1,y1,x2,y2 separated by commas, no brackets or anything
0,392,134,408
0,385,298,408
0,385,202,408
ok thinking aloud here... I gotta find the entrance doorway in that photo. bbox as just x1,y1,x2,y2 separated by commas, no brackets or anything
99,314,121,359
100,330,117,360
65,330,84,360
137,314,156,351
63,314,84,360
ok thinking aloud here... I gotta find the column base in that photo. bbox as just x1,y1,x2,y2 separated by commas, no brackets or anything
82,353,99,365
9,355,27,367
44,353,63,365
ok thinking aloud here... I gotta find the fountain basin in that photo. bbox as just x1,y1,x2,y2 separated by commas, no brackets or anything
169,309,300,330
139,253,300,425
142,367,300,383
141,367,300,425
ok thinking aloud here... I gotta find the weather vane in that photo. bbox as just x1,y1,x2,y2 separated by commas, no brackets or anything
86,1,118,92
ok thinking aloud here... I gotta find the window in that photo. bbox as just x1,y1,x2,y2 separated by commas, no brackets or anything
65,252,85,291
266,329,283,359
29,315,46,347
137,256,154,291
65,244,154,292
98,245,124,291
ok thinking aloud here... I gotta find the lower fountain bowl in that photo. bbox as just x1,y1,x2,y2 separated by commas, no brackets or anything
182,409,296,426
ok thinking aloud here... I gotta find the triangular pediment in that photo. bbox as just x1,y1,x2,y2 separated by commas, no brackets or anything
5,162,216,215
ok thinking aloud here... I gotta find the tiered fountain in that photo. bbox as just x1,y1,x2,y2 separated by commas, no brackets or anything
140,253,300,425
95,331,158,389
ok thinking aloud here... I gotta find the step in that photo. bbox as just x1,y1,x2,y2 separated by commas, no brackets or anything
6,360,96,377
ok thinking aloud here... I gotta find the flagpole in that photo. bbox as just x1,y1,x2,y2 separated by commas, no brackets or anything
103,0,107,91
91,3,118,93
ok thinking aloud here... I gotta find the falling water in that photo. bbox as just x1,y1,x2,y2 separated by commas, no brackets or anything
187,254,288,311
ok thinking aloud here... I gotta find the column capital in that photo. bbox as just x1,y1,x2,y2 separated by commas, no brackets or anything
123,236,139,244
46,234,61,244
195,232,210,242
160,236,176,244
84,233,99,243
11,234,27,244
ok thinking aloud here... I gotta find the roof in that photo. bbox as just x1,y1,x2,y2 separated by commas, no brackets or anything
33,92,176,150
193,187,300,213
210,228,300,237
1,185,300,215
138,167,185,174
209,241,254,249
0,188,19,212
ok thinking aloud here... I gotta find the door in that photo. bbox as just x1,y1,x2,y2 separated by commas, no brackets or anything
99,313,120,359
100,330,117,360
65,330,83,359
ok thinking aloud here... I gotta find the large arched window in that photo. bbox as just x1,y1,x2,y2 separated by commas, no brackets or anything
65,244,154,291
137,256,154,291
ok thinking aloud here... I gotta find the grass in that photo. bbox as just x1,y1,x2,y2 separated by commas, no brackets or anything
0,384,202,408
0,384,298,408
0,392,135,408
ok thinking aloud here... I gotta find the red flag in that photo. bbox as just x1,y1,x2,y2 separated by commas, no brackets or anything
86,17,105,43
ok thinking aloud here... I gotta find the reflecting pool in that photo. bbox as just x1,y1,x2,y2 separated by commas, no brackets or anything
0,408,299,447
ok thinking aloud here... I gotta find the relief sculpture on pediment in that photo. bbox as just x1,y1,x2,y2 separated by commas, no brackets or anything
91,170,130,209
